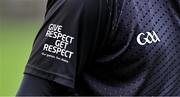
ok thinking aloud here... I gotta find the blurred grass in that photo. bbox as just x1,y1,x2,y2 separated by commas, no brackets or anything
0,19,42,96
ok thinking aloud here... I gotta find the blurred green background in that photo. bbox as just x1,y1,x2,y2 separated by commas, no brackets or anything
0,0,47,96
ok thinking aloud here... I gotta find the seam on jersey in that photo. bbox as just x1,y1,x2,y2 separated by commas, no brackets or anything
26,64,74,81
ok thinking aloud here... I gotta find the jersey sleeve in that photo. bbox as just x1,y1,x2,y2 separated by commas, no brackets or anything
24,0,109,88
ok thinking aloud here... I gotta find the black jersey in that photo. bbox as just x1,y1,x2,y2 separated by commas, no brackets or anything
24,0,180,96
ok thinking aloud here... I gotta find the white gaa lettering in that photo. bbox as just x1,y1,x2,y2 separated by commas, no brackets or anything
137,31,161,45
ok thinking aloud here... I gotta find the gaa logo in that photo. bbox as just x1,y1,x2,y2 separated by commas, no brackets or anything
137,31,161,45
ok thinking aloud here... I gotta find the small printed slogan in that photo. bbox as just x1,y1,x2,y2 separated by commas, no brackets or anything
42,24,74,63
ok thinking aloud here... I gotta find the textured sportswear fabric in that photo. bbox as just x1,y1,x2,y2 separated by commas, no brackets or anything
24,0,180,96
16,74,76,96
